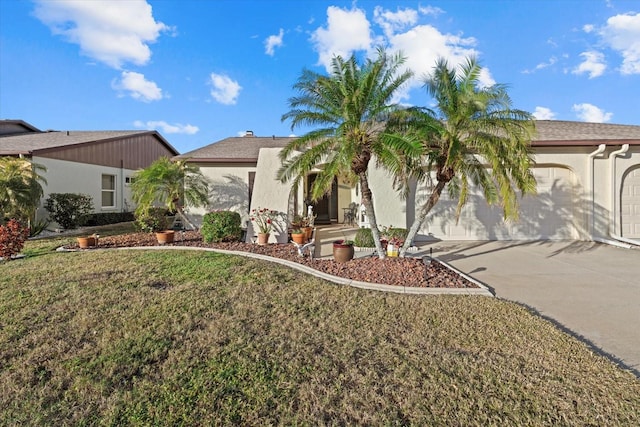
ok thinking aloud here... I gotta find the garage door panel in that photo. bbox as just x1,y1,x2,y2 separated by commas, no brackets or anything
621,165,640,239
423,166,579,240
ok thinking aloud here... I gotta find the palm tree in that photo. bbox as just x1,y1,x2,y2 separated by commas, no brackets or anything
130,157,209,231
278,48,421,258
398,57,537,256
0,157,47,224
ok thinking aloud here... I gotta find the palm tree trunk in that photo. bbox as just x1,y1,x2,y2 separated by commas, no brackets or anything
359,172,386,259
176,206,198,231
399,179,447,257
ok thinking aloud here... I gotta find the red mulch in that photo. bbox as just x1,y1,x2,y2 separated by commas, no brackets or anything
65,231,477,289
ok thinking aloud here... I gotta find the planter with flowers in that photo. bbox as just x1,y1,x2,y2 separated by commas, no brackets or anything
251,207,281,245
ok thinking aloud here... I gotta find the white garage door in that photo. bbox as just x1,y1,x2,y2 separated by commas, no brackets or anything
621,166,640,239
424,166,579,240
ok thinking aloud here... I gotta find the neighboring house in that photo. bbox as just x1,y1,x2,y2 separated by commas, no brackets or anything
0,120,178,223
179,121,640,245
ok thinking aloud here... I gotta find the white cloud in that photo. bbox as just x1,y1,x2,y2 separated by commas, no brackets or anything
583,24,595,33
388,24,492,94
572,51,607,78
33,0,169,69
418,6,444,17
134,120,199,135
310,6,373,70
572,103,613,123
209,73,242,105
532,107,556,120
112,71,163,102
600,12,640,74
523,56,557,74
374,6,419,38
265,28,284,56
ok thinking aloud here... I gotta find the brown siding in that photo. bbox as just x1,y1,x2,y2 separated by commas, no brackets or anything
37,134,176,169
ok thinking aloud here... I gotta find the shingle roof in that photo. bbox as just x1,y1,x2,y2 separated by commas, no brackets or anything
176,136,295,162
533,120,640,145
178,121,640,163
0,130,178,156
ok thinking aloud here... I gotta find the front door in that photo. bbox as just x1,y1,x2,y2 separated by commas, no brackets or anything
307,174,337,224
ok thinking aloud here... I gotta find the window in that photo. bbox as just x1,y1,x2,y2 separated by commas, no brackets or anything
101,174,116,208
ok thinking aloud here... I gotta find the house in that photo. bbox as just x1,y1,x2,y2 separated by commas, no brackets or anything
0,120,179,222
179,121,640,246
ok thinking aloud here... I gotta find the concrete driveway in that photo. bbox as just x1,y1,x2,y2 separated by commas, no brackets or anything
421,240,640,375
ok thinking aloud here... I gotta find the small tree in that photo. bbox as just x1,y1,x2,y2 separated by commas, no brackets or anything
130,157,209,231
278,48,420,259
398,58,536,256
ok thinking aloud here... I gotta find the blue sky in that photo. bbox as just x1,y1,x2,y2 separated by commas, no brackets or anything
1,0,639,154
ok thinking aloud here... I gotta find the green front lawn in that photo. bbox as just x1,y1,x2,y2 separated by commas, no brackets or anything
1,248,638,425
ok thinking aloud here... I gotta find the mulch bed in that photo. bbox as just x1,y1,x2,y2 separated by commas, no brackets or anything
65,231,477,289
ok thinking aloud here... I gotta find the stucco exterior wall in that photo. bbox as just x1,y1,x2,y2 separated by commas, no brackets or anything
189,162,256,225
248,148,296,243
33,156,137,223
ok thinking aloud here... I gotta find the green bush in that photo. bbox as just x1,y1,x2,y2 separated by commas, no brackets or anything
44,193,93,229
354,227,376,247
385,227,408,241
134,207,169,233
86,212,135,226
201,211,242,243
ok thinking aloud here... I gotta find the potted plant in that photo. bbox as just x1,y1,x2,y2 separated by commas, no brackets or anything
333,239,354,263
251,207,280,245
77,234,98,249
155,230,175,244
301,212,316,241
291,228,306,244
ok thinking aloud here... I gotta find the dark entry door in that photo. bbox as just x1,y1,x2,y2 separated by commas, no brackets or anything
307,174,336,224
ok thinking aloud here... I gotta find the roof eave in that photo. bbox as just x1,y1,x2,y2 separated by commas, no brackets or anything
532,139,640,147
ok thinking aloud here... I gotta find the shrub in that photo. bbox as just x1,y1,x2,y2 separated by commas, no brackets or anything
86,212,135,226
0,219,29,260
354,227,376,247
384,227,409,245
44,193,93,229
201,211,242,243
28,218,50,237
134,207,170,233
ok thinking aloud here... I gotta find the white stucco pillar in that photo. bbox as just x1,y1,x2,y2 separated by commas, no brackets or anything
247,148,292,243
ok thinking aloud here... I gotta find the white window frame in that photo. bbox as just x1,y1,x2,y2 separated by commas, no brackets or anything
101,174,116,209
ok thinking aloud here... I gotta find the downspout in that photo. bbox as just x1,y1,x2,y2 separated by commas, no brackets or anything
587,144,606,239
602,144,639,248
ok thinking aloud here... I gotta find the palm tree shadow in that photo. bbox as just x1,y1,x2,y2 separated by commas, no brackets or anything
207,175,250,215
417,178,609,257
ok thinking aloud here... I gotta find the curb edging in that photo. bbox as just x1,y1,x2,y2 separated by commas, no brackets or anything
56,245,494,296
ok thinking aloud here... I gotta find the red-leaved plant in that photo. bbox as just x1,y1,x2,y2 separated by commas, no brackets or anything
0,219,29,260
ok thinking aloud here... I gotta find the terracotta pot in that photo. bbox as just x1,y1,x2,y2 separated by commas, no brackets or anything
156,230,175,244
333,240,354,263
302,226,313,241
257,232,270,245
77,236,96,249
291,232,306,244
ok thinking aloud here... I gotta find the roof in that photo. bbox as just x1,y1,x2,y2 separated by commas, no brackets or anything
179,121,640,164
533,120,640,146
176,135,295,163
0,119,41,136
0,130,179,156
